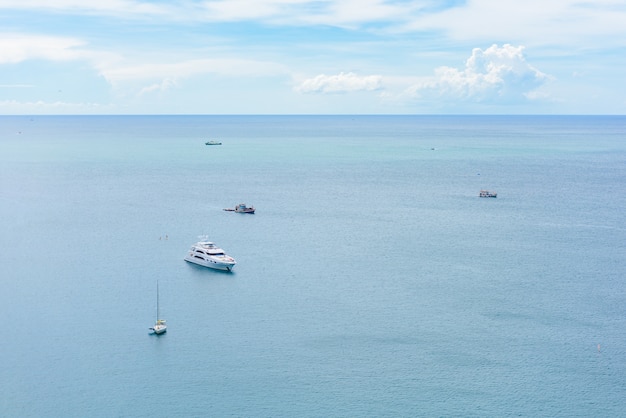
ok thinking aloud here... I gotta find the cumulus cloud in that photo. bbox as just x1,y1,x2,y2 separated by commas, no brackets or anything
407,44,549,103
295,72,383,94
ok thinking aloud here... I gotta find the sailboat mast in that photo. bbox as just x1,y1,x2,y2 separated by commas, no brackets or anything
156,281,160,321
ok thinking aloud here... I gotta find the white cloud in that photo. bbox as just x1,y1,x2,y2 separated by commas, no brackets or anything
138,78,178,96
407,44,550,103
2,1,625,49
0,99,106,112
0,0,422,28
0,34,86,64
1,0,625,44
200,0,417,26
0,31,290,99
0,0,170,18
100,58,289,96
296,72,383,94
401,0,626,49
1,2,623,113
100,58,285,83
0,84,34,87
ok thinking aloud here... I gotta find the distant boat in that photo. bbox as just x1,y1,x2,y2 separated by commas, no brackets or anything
479,190,497,198
205,140,222,145
223,203,255,214
149,281,167,335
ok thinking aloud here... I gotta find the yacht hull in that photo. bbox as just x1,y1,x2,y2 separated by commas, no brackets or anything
184,255,236,271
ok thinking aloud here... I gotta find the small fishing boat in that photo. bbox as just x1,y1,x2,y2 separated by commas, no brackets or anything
205,140,222,145
149,281,167,335
224,203,255,214
479,190,497,198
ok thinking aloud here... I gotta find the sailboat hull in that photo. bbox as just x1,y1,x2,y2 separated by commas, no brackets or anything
151,325,167,334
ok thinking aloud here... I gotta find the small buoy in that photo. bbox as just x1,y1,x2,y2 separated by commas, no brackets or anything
597,344,601,352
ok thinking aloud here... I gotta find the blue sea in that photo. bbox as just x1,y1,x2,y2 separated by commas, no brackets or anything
1,115,625,417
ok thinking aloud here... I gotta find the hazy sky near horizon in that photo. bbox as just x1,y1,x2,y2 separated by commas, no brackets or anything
1,0,625,114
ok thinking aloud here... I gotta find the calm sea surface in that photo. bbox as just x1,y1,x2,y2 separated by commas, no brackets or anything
1,115,625,417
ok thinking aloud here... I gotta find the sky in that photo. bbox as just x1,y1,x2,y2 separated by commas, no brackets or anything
1,0,625,114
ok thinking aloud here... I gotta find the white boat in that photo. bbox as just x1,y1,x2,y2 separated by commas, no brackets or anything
149,281,167,335
184,237,236,271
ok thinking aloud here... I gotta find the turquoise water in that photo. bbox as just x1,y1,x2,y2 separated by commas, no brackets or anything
1,115,625,417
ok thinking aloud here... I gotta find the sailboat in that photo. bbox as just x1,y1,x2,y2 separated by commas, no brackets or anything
149,281,167,335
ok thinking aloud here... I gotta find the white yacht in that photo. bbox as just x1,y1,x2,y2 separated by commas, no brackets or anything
184,238,236,271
